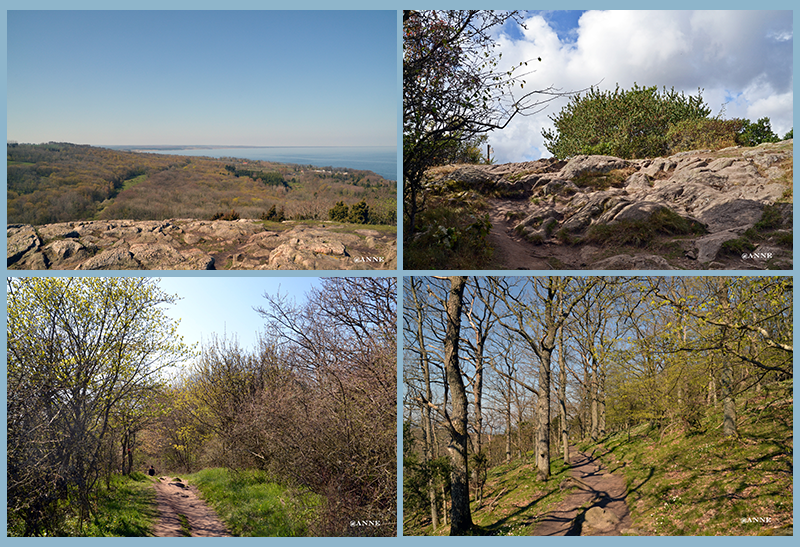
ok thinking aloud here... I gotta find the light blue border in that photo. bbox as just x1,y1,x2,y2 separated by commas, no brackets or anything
2,0,797,549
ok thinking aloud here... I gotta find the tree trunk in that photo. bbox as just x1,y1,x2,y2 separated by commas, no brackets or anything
443,276,473,535
536,346,553,481
598,369,606,437
505,375,512,464
722,356,737,437
410,278,439,531
472,344,484,505
590,360,599,441
582,364,590,440
708,377,717,406
558,326,569,464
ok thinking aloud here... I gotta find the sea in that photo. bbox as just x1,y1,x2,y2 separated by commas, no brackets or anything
133,146,397,181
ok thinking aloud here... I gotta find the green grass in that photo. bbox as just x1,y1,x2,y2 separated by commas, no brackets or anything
582,379,793,536
737,204,793,252
584,207,706,248
471,455,573,535
63,473,158,537
406,378,792,537
404,454,574,536
177,513,191,537
121,174,148,191
187,468,323,537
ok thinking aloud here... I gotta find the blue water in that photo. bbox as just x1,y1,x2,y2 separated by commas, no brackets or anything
138,146,397,181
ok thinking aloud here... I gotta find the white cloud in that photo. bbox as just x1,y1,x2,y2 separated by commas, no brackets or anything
487,10,793,162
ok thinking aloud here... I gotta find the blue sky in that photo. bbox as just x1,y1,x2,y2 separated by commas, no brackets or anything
7,10,396,147
155,276,321,360
489,10,793,162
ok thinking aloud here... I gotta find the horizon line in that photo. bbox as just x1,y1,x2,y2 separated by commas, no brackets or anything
7,140,396,149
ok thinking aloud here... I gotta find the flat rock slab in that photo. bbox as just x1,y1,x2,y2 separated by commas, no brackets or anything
7,219,397,270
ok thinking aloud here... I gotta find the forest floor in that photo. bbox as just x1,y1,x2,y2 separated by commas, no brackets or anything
531,446,632,536
404,381,792,537
152,476,231,537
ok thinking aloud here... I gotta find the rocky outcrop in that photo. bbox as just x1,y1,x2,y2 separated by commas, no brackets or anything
8,219,397,270
426,140,793,269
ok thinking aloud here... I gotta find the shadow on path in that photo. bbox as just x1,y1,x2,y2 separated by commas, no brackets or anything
531,446,632,536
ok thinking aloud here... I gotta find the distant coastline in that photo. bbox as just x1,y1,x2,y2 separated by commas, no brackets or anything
105,144,397,181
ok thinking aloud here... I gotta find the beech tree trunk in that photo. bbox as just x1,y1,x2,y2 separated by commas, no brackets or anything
558,325,569,465
409,278,439,531
505,374,512,464
443,276,473,535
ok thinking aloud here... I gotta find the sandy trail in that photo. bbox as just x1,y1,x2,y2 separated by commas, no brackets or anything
532,446,632,536
152,476,231,537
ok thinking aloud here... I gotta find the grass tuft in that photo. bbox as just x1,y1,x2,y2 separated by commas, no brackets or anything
584,207,706,247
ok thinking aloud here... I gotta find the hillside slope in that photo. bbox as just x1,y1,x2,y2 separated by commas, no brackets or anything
405,378,792,536
584,378,792,536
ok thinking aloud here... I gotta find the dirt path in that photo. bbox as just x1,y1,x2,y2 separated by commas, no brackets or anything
152,476,231,537
532,446,632,536
488,198,591,270
487,198,548,269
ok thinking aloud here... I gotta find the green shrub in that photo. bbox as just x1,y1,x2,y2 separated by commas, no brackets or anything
737,117,780,146
261,204,285,222
542,83,711,159
348,200,370,224
328,201,349,222
753,204,783,231
211,209,240,221
719,237,756,256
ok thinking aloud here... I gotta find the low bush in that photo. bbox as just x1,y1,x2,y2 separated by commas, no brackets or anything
211,209,240,221
404,195,493,269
